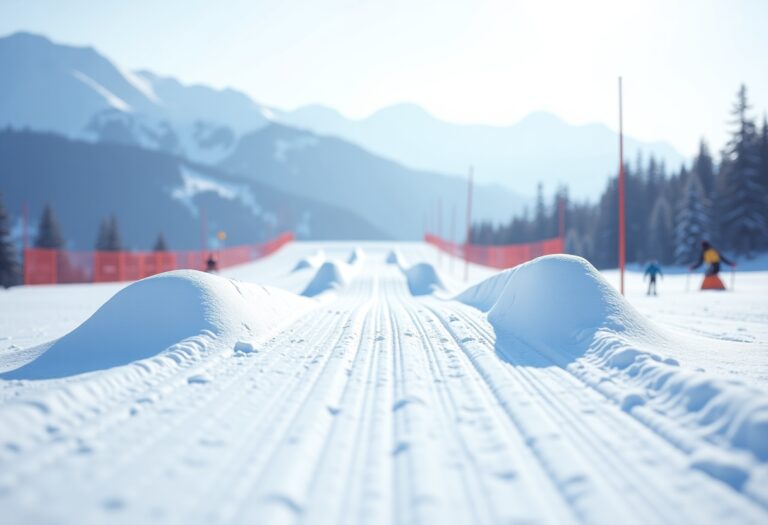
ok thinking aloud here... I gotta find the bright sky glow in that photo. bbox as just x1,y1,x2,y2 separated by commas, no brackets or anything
2,0,767,156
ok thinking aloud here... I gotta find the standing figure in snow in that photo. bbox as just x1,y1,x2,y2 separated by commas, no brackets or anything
643,260,663,296
689,240,735,276
689,241,735,291
205,253,219,273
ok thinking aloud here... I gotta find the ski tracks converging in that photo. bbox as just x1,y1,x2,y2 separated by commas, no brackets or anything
0,260,766,524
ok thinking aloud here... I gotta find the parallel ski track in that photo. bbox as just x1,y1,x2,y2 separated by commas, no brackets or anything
1,262,767,525
423,299,767,524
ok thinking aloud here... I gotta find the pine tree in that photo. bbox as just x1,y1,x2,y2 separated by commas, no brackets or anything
534,182,546,240
647,195,673,263
759,115,768,249
0,193,20,288
153,233,168,252
95,215,122,251
674,172,710,264
95,218,110,251
718,85,766,255
107,215,122,251
692,139,716,198
34,204,64,249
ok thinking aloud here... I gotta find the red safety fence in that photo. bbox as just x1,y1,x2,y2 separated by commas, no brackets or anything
23,232,294,285
425,233,565,269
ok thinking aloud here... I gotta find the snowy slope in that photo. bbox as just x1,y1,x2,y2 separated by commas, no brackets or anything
0,242,766,524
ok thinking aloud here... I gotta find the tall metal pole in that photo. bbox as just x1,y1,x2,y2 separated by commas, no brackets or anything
558,194,565,240
618,77,626,296
464,166,474,282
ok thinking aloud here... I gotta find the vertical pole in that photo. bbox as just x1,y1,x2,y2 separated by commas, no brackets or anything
618,76,626,296
464,166,474,282
558,194,565,240
450,203,457,274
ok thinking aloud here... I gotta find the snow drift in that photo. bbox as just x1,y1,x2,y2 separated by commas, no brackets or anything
291,250,326,272
458,255,768,502
403,262,445,296
3,270,312,380
302,261,357,297
347,247,365,265
385,248,407,267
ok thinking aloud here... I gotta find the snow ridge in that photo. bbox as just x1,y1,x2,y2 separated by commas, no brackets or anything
2,270,312,379
459,254,768,504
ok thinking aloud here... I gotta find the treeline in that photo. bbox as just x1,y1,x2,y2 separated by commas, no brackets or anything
0,201,168,287
471,85,768,268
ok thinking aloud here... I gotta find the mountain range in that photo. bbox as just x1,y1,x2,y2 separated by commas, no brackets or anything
0,31,685,247
280,104,685,199
1,130,388,250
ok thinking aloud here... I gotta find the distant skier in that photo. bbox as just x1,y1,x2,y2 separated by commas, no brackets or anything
643,260,662,296
205,253,219,273
689,241,735,276
689,240,735,291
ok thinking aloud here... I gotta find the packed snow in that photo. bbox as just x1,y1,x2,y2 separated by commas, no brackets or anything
2,270,311,379
0,241,766,525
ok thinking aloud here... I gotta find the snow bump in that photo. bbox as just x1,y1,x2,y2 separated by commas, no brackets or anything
2,270,311,379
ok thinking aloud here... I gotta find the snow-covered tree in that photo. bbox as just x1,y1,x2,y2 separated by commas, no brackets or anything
692,139,716,199
717,85,767,255
759,115,768,249
153,233,168,252
34,204,64,249
95,214,122,251
647,195,673,264
0,193,20,288
674,172,710,264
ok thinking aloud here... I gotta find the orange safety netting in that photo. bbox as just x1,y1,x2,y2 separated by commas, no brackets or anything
23,232,294,285
425,234,564,269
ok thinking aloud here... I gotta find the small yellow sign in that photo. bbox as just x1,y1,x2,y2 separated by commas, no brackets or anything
217,231,227,241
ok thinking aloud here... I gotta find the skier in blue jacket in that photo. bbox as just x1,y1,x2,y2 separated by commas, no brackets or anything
643,260,663,296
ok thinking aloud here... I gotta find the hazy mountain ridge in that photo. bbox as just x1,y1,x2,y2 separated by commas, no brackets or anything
277,103,686,198
0,130,389,249
0,32,272,165
0,31,527,240
220,123,526,240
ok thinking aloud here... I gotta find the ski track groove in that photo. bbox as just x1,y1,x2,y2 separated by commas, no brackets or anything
430,300,767,524
2,259,767,525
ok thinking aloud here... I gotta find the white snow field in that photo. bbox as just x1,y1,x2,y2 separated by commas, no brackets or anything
0,242,767,525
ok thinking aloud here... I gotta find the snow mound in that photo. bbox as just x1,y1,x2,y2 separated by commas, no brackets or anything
3,270,311,380
347,248,365,265
385,248,407,267
302,261,356,297
291,250,326,272
403,263,445,296
459,255,768,497
483,255,652,347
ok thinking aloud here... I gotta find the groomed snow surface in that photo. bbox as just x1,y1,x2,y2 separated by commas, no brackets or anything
1,242,767,525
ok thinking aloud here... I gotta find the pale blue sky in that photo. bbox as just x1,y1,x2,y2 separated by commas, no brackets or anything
2,0,766,156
